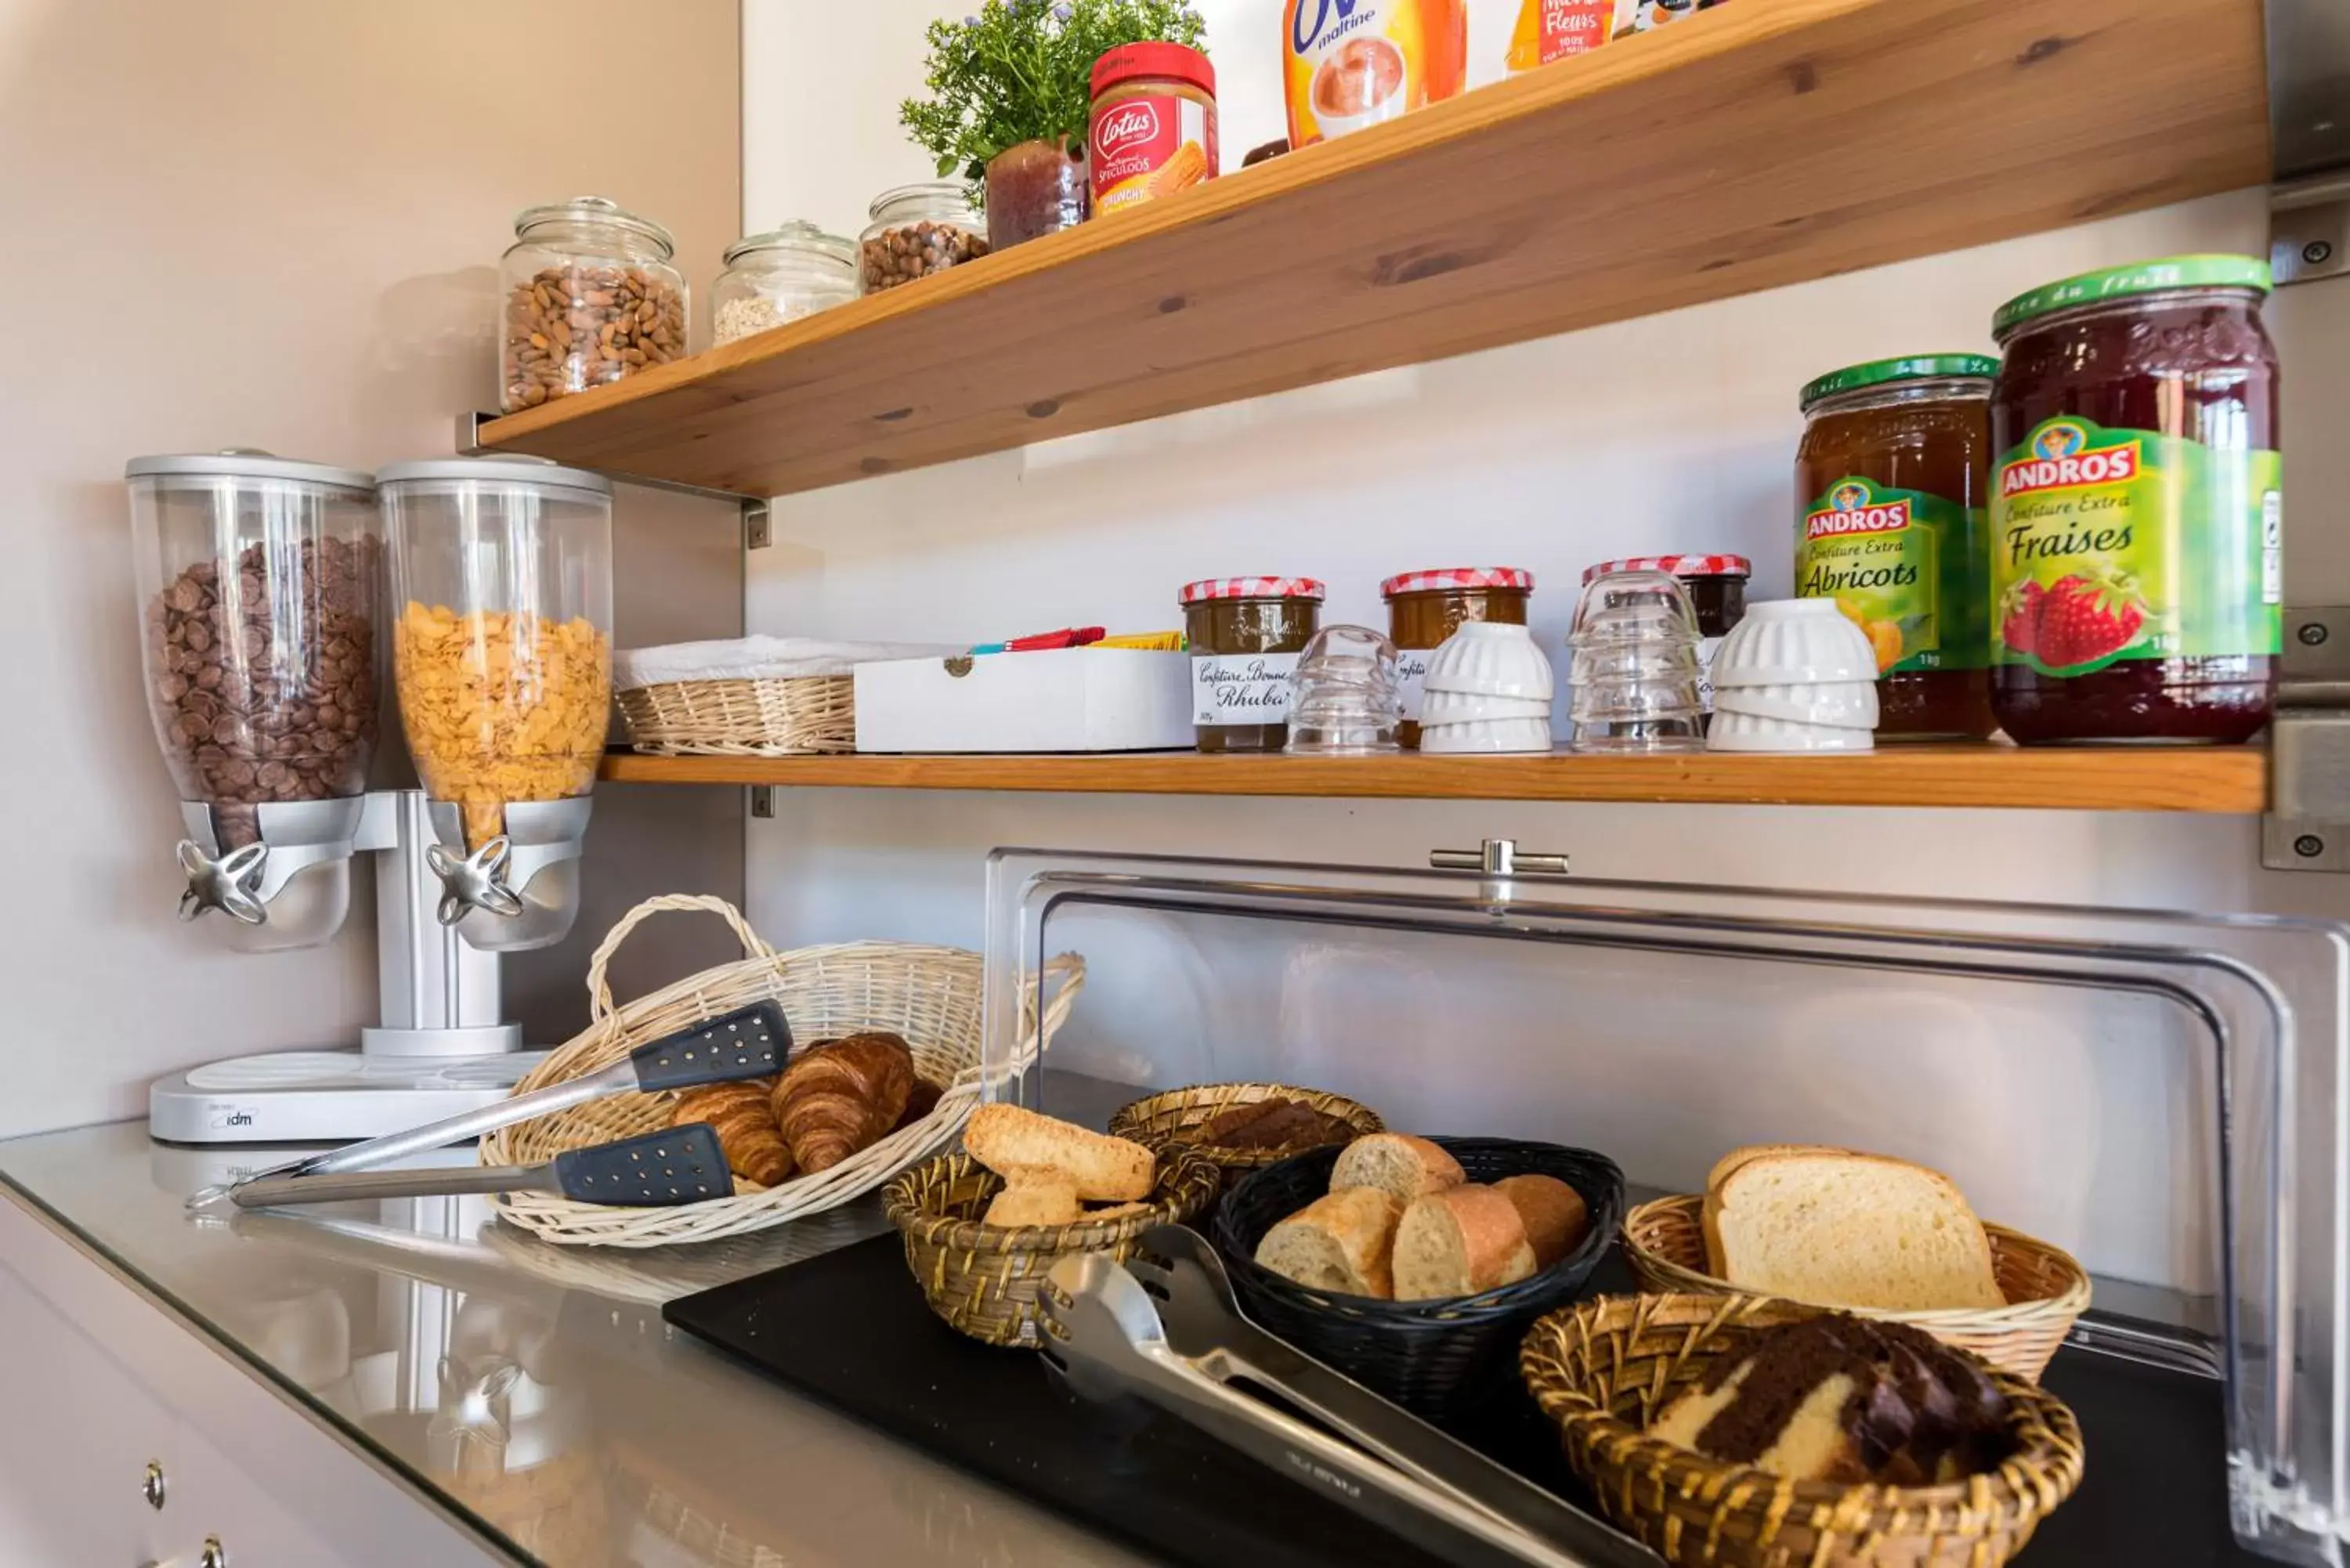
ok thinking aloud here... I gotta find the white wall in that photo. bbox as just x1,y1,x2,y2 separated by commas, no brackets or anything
741,0,2350,1290
0,0,743,1138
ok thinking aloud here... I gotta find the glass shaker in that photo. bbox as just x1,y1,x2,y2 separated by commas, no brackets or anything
712,221,859,345
500,196,689,412
378,458,613,950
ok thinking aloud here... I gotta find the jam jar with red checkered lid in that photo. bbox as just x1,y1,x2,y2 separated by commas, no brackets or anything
1382,567,1534,748
1582,555,1748,714
1181,576,1325,753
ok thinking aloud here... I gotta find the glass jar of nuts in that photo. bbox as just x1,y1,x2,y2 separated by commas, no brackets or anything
500,196,689,413
712,221,859,345
859,182,990,294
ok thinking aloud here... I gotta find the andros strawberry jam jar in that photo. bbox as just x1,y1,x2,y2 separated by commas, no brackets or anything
1987,256,2281,744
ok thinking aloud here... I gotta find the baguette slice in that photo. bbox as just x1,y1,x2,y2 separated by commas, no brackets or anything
964,1104,1154,1201
1330,1134,1465,1208
1494,1174,1588,1269
1710,1149,2005,1311
1391,1185,1538,1301
1255,1187,1402,1298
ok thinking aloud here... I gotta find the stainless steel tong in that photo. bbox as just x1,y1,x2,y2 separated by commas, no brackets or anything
186,999,790,1210
1039,1229,1662,1568
230,1123,734,1209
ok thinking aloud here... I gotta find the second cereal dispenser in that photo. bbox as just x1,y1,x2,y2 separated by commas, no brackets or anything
377,458,613,952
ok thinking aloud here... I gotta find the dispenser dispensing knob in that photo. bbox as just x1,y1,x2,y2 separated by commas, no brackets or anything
175,840,269,926
425,836,528,927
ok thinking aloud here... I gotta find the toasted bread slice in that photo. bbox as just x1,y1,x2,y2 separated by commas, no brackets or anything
964,1104,1154,1201
1709,1149,2005,1311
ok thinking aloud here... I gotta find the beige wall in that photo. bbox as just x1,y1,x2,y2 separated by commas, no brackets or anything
0,0,745,1136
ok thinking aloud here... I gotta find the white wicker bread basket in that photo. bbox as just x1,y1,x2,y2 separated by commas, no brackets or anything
480,894,1083,1248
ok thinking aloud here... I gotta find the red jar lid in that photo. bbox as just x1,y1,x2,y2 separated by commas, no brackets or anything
1582,555,1752,585
1092,42,1217,99
1179,576,1325,605
1380,567,1535,598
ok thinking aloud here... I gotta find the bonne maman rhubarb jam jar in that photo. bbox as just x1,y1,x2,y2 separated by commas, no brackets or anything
1987,256,2281,745
1180,576,1325,753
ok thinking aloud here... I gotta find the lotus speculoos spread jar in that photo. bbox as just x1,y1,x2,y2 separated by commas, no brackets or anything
1987,256,2280,744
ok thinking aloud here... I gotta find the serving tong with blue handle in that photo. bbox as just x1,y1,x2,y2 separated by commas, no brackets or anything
186,999,790,1210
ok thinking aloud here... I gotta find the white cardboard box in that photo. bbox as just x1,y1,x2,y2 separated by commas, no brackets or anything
852,649,1195,753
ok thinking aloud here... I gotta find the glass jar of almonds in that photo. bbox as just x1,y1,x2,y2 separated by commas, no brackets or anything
859,182,990,294
499,196,689,413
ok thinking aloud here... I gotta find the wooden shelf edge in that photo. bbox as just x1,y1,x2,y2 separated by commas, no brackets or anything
596,747,2269,814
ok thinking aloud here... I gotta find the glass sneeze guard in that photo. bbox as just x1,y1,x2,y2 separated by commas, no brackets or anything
981,849,2350,1567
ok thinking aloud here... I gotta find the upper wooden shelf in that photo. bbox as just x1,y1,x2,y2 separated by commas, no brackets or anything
479,0,2268,498
598,747,2269,814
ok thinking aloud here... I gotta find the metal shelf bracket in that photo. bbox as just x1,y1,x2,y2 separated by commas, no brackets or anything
2265,607,2350,869
2268,0,2350,286
456,412,772,550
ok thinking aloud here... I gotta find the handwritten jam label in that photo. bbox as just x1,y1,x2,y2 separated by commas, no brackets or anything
1191,652,1301,725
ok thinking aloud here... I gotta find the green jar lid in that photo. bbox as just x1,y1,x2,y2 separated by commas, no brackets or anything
1991,254,2272,338
1799,355,1999,410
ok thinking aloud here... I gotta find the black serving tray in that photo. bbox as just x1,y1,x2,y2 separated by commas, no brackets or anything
665,1235,2264,1568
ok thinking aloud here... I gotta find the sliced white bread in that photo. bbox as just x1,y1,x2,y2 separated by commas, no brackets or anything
1330,1133,1466,1209
1494,1173,1588,1269
1391,1185,1538,1301
964,1104,1155,1201
1708,1148,2005,1311
1702,1143,1853,1271
1254,1187,1402,1298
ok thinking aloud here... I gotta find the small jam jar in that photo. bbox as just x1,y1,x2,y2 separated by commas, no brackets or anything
1181,577,1325,753
1382,567,1534,749
1583,555,1748,714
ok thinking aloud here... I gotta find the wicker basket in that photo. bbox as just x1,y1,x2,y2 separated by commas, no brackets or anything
616,675,855,757
884,1148,1222,1348
1107,1082,1384,1178
1520,1292,2086,1568
479,894,1083,1248
1212,1137,1624,1420
1622,1194,2090,1383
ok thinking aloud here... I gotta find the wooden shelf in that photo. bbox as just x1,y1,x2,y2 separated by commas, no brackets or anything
479,0,2267,498
598,746,2269,813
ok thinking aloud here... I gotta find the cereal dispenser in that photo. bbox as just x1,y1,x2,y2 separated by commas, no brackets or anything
377,458,612,953
132,452,384,952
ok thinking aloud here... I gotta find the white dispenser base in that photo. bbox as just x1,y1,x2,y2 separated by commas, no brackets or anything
149,1050,544,1144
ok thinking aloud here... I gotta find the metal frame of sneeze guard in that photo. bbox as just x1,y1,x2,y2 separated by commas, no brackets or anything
979,849,2350,1566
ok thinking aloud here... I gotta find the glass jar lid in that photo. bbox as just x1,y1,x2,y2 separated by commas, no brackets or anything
723,219,856,271
512,195,676,258
374,456,613,499
869,181,978,222
1991,254,2272,339
1381,567,1534,598
125,450,374,492
1582,555,1750,585
1180,576,1327,605
1799,355,1999,411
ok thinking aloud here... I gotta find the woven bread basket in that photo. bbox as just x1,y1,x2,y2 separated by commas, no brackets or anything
1622,1193,2090,1383
616,675,855,756
480,894,1083,1248
1106,1081,1384,1177
884,1148,1222,1348
1520,1292,2085,1568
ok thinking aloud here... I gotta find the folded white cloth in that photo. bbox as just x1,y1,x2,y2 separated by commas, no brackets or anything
614,636,960,690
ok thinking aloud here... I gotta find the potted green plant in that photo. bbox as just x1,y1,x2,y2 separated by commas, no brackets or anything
902,0,1209,251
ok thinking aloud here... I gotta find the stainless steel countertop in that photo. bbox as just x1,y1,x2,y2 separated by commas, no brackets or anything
0,1111,1160,1568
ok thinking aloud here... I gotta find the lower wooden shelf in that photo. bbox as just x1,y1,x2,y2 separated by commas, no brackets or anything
597,746,2268,813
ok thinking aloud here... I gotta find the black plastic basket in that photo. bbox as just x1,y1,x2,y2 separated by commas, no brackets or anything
1212,1136,1625,1421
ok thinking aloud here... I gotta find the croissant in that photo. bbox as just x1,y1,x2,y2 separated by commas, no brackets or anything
772,1032,915,1174
671,1078,793,1187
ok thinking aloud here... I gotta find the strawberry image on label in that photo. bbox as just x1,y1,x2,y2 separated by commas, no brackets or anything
2030,572,2146,671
